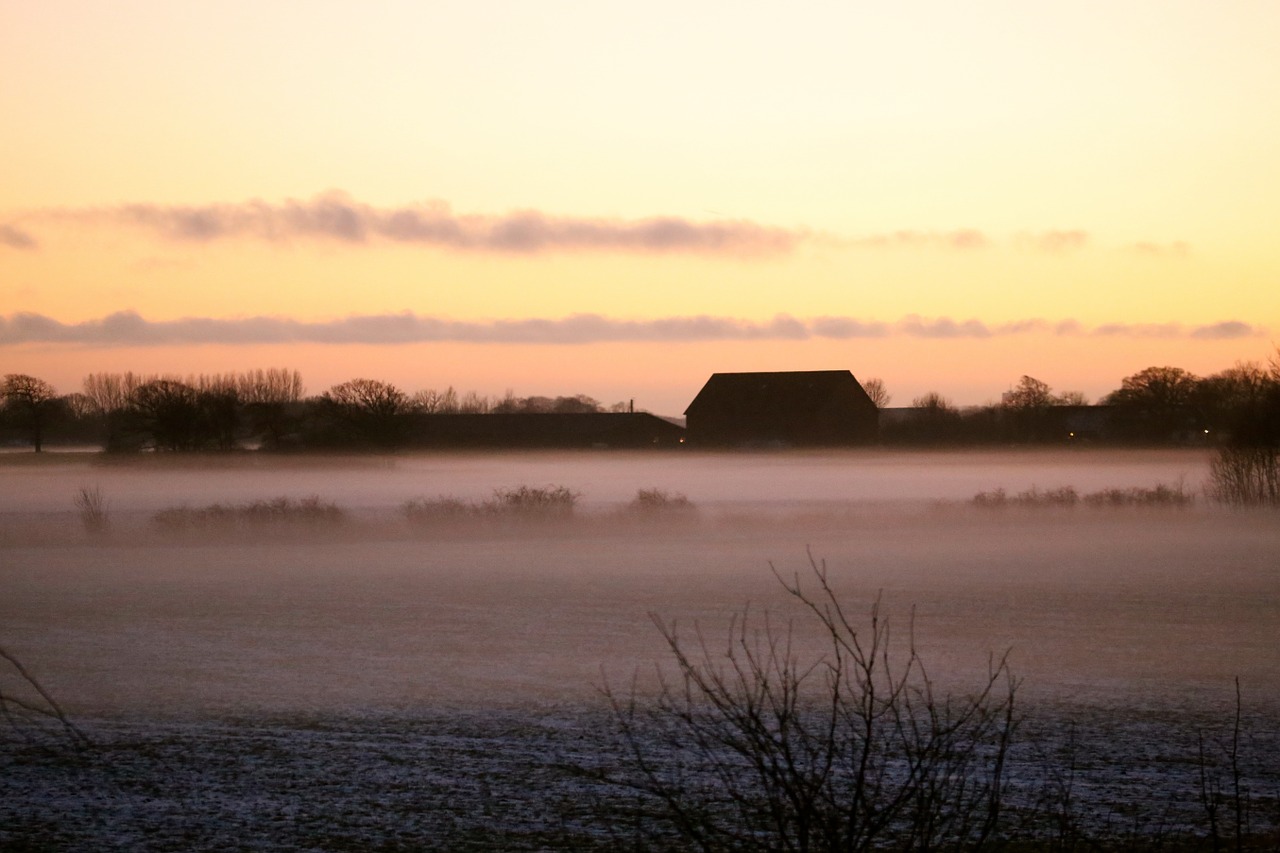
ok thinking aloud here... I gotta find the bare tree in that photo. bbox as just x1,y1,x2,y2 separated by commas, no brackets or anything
1000,376,1059,443
1197,361,1279,445
911,391,954,411
323,378,412,447
128,378,204,451
1,374,61,452
83,371,148,450
553,394,603,413
236,368,304,407
1055,390,1088,406
605,554,1018,852
457,390,491,414
237,368,304,448
1000,376,1054,410
862,378,891,409
1103,366,1201,442
188,374,241,451
413,386,462,414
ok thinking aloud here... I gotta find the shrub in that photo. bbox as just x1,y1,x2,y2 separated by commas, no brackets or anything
401,485,581,524
480,485,579,517
973,486,1077,507
153,496,343,531
1017,486,1079,507
605,554,1018,851
402,495,476,522
72,485,110,535
1208,446,1280,506
628,488,694,513
973,487,1008,507
1083,482,1194,508
975,484,1197,510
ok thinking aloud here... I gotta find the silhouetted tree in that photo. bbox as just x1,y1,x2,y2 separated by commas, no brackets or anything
1056,390,1089,406
491,390,522,413
1103,366,1201,442
457,390,491,414
1000,376,1060,442
891,392,964,444
320,378,411,448
552,394,602,413
237,368,305,448
128,379,204,451
191,374,241,451
1,374,62,452
82,371,147,450
862,377,891,408
1001,375,1054,409
412,387,461,414
1196,361,1279,446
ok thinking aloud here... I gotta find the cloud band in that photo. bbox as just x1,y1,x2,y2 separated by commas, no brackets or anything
67,194,800,256
0,311,1260,347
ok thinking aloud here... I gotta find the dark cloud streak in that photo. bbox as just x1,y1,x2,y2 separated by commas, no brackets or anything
106,194,800,256
0,224,37,250
0,311,1262,347
11,194,1191,258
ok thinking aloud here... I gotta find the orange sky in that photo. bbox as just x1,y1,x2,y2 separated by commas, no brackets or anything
3,1,1278,414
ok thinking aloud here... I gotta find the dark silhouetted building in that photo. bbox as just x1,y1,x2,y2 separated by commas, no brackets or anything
684,370,879,446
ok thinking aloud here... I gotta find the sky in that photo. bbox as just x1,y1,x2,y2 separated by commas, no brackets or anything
2,1,1278,415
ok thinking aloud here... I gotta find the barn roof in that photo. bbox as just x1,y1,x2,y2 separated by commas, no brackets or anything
684,370,875,416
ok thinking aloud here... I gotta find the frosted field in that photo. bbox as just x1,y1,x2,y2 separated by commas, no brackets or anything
1,448,1278,849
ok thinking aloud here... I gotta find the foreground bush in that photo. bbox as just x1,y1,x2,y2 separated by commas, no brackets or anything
153,496,344,530
1208,446,1280,506
1,646,90,749
605,554,1018,851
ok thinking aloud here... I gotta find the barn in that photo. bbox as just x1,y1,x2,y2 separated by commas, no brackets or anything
684,370,879,447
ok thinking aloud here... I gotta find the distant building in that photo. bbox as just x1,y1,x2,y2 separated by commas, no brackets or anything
410,412,685,449
684,370,879,447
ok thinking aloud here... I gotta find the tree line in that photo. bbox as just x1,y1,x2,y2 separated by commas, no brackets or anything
879,359,1280,448
2,356,1278,451
0,369,631,452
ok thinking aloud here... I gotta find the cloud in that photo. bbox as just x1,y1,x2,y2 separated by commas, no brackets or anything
0,311,1264,347
11,194,1189,259
1189,321,1255,340
836,229,991,251
1123,240,1191,258
0,224,37,250
84,193,801,256
1018,230,1089,253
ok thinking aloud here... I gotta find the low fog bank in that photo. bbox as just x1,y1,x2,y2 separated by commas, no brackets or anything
0,447,1214,515
2,503,1275,720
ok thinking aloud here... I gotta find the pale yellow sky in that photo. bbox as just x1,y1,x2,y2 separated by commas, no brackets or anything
3,1,1278,413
